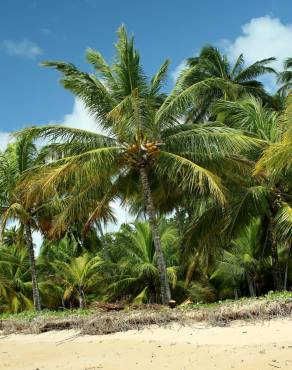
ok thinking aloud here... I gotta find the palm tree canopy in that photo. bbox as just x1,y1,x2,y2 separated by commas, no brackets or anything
213,96,279,142
18,27,261,234
255,93,292,179
162,45,276,122
277,57,292,96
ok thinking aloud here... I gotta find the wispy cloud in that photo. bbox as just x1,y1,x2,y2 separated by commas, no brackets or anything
171,60,187,83
0,39,42,59
40,28,51,35
0,132,11,151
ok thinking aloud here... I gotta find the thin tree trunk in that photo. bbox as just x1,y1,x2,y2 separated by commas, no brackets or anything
78,290,85,309
24,224,41,311
184,249,201,288
268,219,282,291
247,273,256,297
0,220,3,244
284,243,292,291
139,167,171,305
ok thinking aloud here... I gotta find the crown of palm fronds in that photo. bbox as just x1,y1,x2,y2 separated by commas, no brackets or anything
16,26,262,232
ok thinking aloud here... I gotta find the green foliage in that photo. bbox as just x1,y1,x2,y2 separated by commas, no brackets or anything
0,27,291,313
0,245,33,313
100,220,179,303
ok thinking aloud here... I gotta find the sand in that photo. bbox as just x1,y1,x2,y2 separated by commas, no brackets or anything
0,319,292,370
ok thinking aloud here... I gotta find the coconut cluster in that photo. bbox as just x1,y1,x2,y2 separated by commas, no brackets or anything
122,142,161,167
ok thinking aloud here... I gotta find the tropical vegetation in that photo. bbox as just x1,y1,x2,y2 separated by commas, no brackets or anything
0,26,291,313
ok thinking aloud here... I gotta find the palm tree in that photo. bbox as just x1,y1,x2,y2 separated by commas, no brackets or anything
277,58,292,96
212,219,269,297
103,221,179,303
215,96,292,290
50,253,101,308
0,137,42,310
255,93,292,179
0,244,33,313
2,226,23,247
213,96,279,141
172,45,276,122
20,26,259,304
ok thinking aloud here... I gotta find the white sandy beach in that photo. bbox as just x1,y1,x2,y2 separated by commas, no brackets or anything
0,319,292,370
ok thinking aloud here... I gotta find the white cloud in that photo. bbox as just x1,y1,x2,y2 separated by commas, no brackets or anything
171,60,187,82
32,230,43,256
0,39,42,59
0,132,11,151
61,98,102,133
225,16,292,71
53,98,111,136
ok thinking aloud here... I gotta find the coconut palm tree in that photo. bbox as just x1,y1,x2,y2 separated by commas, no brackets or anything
215,96,292,290
0,137,42,310
103,221,179,303
19,26,259,304
277,58,292,96
0,139,41,309
171,45,276,122
255,94,292,180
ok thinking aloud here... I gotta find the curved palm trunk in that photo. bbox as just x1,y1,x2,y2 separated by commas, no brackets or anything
24,224,41,311
139,167,171,305
184,248,202,288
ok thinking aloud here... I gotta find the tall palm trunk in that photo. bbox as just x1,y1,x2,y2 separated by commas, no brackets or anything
0,222,3,244
284,243,292,291
268,218,282,291
139,167,171,305
24,224,41,311
184,248,201,288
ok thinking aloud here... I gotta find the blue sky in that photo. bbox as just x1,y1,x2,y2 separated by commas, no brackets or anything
1,0,292,137
1,0,292,245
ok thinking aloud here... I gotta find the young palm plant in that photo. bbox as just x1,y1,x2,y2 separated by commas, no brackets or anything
212,219,269,297
103,221,179,303
50,253,101,308
20,26,259,304
0,244,33,313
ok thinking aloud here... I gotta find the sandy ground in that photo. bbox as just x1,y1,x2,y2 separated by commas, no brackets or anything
0,319,292,370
